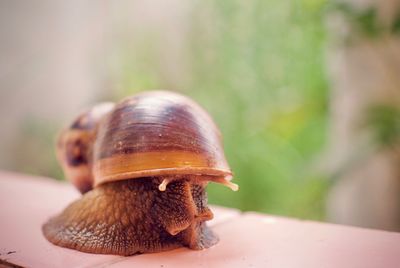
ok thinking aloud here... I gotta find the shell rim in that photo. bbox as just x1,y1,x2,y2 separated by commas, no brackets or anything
94,167,233,187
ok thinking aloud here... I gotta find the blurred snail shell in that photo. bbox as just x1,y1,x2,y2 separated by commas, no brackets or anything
43,90,238,256
56,102,115,193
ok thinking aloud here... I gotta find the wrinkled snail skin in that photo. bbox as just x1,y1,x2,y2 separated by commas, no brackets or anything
43,91,237,255
42,177,218,255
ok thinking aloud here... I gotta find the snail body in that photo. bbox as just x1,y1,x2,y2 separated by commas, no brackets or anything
43,91,237,255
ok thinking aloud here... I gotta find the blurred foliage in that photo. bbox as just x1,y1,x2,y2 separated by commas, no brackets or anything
393,13,400,34
366,105,400,147
116,0,330,219
327,1,400,39
13,118,63,180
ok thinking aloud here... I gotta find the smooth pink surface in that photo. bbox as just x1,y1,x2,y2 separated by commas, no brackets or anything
0,171,239,267
1,171,400,268
0,171,119,268
112,213,400,268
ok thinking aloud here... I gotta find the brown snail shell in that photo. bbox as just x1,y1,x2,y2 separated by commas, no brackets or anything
43,91,238,256
56,102,115,193
93,91,237,191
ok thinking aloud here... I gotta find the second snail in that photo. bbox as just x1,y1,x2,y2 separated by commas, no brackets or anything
42,90,238,256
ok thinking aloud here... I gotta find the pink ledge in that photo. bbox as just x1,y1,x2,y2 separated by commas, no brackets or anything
1,170,400,268
0,171,240,268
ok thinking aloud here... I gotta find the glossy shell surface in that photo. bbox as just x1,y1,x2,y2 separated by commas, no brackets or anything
93,91,232,186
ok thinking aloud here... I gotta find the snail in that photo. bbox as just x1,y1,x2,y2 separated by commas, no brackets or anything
43,91,238,256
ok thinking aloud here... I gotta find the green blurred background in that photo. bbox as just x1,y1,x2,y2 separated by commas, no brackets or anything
112,0,328,219
113,0,329,220
1,0,399,228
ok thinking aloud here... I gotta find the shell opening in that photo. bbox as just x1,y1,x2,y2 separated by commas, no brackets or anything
158,176,238,192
